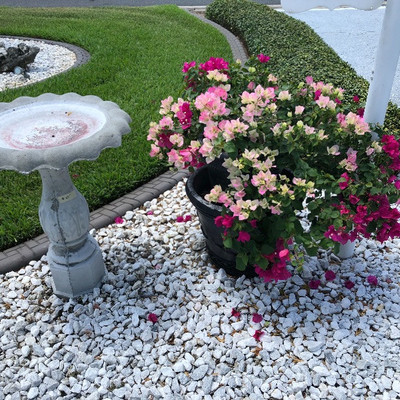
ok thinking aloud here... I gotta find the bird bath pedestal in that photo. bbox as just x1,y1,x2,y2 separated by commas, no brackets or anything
0,93,131,298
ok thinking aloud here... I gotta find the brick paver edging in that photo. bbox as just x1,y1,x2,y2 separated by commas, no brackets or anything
0,169,190,273
0,8,249,274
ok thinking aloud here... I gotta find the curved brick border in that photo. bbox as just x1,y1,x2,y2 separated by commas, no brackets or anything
0,35,90,73
0,8,248,273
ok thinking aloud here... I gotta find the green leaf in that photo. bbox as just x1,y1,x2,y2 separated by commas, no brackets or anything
223,237,233,249
261,243,274,255
236,253,248,271
223,141,238,158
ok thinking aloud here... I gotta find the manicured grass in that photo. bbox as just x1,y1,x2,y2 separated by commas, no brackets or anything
0,6,232,251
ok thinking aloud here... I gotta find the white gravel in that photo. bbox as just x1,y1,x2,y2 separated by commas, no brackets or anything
1,179,399,399
0,38,76,92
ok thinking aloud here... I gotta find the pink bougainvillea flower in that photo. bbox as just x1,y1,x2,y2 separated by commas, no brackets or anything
237,231,251,243
252,313,263,323
309,279,321,290
257,53,270,63
325,270,336,281
182,60,196,73
231,308,241,318
199,57,229,72
314,90,322,101
148,313,158,323
253,330,264,341
344,280,355,289
338,172,350,190
357,108,365,117
349,194,360,205
215,215,235,228
146,210,154,215
367,275,378,286
114,216,124,224
353,95,360,103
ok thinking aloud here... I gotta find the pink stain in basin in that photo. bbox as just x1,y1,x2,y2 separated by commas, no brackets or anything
0,104,106,150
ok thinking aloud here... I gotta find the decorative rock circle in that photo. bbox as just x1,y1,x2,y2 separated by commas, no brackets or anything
0,35,90,91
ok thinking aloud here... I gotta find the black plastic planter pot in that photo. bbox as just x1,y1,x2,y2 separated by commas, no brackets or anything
185,159,257,278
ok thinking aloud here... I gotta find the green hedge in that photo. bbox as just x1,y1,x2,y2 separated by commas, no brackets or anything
206,0,399,132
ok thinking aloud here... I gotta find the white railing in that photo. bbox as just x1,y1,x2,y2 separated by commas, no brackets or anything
281,0,383,12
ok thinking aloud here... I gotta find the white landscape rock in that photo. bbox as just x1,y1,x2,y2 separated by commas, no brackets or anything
0,38,76,92
0,179,399,399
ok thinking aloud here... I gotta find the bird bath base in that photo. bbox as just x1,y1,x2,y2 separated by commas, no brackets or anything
0,93,132,298
39,168,106,298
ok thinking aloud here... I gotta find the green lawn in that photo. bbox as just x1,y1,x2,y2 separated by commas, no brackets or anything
0,6,232,251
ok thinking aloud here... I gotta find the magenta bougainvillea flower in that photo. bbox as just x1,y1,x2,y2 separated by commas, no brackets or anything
231,308,241,318
249,219,257,228
114,216,124,224
353,95,360,103
148,313,158,323
237,231,251,243
367,275,378,286
252,313,263,323
253,330,264,341
325,270,336,281
309,279,321,290
215,215,235,228
182,60,196,73
257,54,270,63
344,280,355,289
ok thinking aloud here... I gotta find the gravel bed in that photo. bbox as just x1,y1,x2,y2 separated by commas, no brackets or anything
0,179,399,400
0,38,76,92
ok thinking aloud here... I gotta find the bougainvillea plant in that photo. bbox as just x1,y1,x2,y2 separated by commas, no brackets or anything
148,55,400,282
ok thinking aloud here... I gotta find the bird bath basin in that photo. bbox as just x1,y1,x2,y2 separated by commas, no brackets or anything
0,93,131,298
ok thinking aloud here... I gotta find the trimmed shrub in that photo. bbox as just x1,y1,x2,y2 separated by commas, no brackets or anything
206,0,399,132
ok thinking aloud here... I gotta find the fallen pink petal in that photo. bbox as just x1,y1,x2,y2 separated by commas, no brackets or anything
309,279,321,290
325,270,336,281
184,215,192,222
253,330,264,341
367,275,378,286
344,280,355,289
252,313,263,323
176,216,184,222
148,313,158,323
114,216,124,224
146,210,154,215
231,308,241,318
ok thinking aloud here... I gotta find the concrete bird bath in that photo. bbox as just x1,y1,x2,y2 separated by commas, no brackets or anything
0,93,131,298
